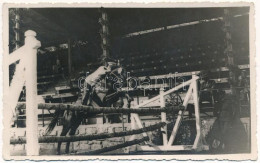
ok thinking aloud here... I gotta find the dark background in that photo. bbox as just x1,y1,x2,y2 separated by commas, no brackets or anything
9,7,249,76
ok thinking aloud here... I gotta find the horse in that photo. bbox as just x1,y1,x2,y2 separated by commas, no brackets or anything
206,93,248,153
45,64,133,155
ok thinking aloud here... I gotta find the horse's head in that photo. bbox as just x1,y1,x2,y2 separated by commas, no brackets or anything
106,63,127,86
105,64,133,107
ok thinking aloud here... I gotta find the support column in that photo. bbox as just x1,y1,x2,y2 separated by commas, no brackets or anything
14,8,20,51
223,8,237,94
99,8,110,64
223,8,234,66
68,39,72,78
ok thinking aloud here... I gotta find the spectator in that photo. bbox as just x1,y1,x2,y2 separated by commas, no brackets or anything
199,70,216,91
238,70,250,102
199,70,216,104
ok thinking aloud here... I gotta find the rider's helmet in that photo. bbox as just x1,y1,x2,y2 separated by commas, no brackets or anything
105,57,117,68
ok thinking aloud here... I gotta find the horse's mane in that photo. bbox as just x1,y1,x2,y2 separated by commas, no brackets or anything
107,66,127,84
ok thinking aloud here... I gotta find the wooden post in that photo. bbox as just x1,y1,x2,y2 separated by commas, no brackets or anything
192,73,201,149
127,113,137,152
25,30,41,155
42,109,44,127
130,114,136,136
68,39,72,78
160,88,167,146
223,8,237,96
14,8,20,50
99,8,110,64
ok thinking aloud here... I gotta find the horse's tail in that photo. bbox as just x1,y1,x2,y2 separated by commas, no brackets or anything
45,109,63,135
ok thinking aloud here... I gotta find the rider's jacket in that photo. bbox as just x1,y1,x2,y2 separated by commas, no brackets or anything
85,66,109,87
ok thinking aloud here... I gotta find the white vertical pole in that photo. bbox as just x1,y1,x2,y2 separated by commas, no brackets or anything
25,30,41,156
126,114,137,152
192,73,201,149
128,113,136,142
130,114,136,133
68,39,72,78
160,88,167,146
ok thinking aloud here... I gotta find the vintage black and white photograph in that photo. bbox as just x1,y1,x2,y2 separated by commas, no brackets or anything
2,3,256,160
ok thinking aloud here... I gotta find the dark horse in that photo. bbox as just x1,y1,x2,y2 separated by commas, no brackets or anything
206,93,249,153
45,64,133,155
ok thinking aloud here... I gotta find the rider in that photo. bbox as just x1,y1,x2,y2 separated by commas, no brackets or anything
81,58,117,105
238,70,250,102
199,70,216,104
199,70,216,91
85,59,118,86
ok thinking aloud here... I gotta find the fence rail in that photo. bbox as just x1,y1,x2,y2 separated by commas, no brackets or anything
10,122,166,144
16,103,184,114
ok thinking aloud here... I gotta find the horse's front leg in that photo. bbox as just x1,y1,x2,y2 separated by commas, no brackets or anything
65,115,83,154
124,93,133,123
57,125,70,155
124,93,133,108
57,111,73,155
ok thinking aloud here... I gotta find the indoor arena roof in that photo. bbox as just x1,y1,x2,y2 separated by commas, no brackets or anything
10,7,249,48
9,7,250,76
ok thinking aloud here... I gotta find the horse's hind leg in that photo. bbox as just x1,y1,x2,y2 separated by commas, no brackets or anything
65,117,83,154
57,125,70,155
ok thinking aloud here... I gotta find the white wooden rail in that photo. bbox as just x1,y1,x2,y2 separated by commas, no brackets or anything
8,30,41,156
130,73,207,151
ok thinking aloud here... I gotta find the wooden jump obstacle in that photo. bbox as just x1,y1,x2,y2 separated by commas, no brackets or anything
10,122,166,144
16,103,184,114
7,31,208,156
128,73,208,152
75,137,150,155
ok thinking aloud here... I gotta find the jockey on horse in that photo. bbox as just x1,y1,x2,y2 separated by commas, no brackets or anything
45,57,133,155
81,58,132,108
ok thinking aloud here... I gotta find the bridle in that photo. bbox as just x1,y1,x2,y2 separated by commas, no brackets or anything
108,66,125,83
